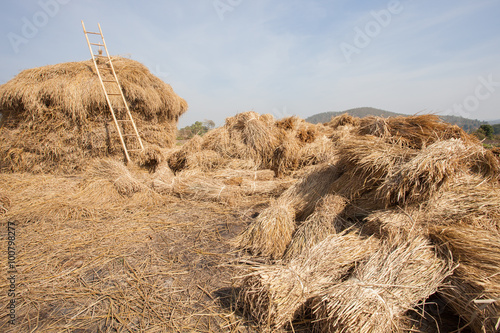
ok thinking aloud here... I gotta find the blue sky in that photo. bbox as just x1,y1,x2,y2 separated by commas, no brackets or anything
1,0,499,127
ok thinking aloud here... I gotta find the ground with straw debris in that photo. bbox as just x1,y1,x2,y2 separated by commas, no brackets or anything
2,112,500,333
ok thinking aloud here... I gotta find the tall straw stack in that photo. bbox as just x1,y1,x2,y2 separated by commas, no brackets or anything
0,57,187,173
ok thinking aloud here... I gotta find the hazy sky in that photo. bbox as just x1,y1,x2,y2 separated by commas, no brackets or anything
1,0,499,127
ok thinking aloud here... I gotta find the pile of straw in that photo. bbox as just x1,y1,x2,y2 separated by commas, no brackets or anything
167,111,336,177
430,225,500,332
236,162,342,258
0,57,187,173
313,236,453,332
235,113,500,332
236,232,378,330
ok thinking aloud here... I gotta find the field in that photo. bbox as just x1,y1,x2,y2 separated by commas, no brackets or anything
0,59,499,332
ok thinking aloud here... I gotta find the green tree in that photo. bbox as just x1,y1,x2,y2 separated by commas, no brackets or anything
478,124,494,139
177,120,216,140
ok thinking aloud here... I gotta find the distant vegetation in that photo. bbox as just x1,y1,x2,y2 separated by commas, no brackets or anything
177,120,215,140
306,107,489,132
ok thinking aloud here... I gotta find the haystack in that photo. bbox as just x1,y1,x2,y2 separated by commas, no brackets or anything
0,57,187,173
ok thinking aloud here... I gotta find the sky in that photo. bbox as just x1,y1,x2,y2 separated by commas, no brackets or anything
1,0,499,127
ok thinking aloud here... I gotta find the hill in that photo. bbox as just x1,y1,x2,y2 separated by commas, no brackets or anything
306,107,488,131
489,119,500,125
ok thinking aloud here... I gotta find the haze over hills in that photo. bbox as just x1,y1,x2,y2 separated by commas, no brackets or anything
306,107,489,132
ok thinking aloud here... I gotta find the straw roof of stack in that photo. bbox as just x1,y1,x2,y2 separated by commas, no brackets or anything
0,57,187,173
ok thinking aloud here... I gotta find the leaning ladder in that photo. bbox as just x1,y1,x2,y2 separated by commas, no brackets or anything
81,21,144,162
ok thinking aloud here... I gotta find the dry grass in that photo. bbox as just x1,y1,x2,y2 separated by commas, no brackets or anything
0,167,290,332
236,232,378,331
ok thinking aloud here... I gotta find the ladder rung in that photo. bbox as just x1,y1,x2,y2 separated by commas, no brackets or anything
85,31,101,35
102,80,117,82
123,134,138,137
94,55,108,58
90,43,105,46
108,93,122,95
116,119,131,122
127,149,143,152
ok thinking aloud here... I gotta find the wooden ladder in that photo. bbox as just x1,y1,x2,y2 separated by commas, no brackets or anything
81,21,144,162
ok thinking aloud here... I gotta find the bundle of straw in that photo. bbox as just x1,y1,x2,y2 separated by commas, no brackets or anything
235,163,343,258
235,199,295,258
378,139,500,206
313,236,453,332
429,225,500,332
325,113,361,130
237,232,378,330
283,194,350,260
87,158,144,196
358,115,476,149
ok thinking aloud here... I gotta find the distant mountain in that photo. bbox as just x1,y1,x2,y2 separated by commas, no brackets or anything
488,119,500,125
306,107,403,124
306,107,488,132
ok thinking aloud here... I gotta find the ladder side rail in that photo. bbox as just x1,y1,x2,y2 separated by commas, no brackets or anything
83,21,131,162
98,24,144,151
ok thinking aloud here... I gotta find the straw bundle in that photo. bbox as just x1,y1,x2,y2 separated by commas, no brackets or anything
185,150,226,171
167,135,203,172
240,117,280,168
296,135,337,168
358,115,476,149
0,57,187,173
235,199,296,258
313,236,453,332
331,137,414,202
429,225,500,332
272,132,303,177
87,158,144,196
423,174,500,232
201,126,235,159
279,162,344,220
275,116,304,132
283,194,350,260
326,113,360,130
361,207,424,242
376,139,481,206
137,145,163,171
237,232,378,330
